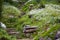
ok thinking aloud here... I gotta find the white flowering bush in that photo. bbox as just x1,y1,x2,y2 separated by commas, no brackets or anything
27,4,60,40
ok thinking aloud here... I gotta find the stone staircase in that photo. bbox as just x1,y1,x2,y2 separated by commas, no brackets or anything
6,28,20,38
6,28,33,40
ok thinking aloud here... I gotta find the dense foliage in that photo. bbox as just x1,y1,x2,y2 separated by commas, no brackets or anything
0,0,60,40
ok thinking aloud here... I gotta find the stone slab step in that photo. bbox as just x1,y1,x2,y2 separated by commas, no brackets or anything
17,38,33,40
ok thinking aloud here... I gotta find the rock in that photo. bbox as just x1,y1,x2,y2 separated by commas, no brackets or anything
39,37,44,40
55,31,60,39
47,37,52,40
56,38,60,40
0,22,6,29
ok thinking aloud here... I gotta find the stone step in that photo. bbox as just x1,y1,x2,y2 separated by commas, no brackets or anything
17,38,33,40
5,28,20,38
6,28,17,32
8,31,19,35
6,28,19,35
6,28,16,30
